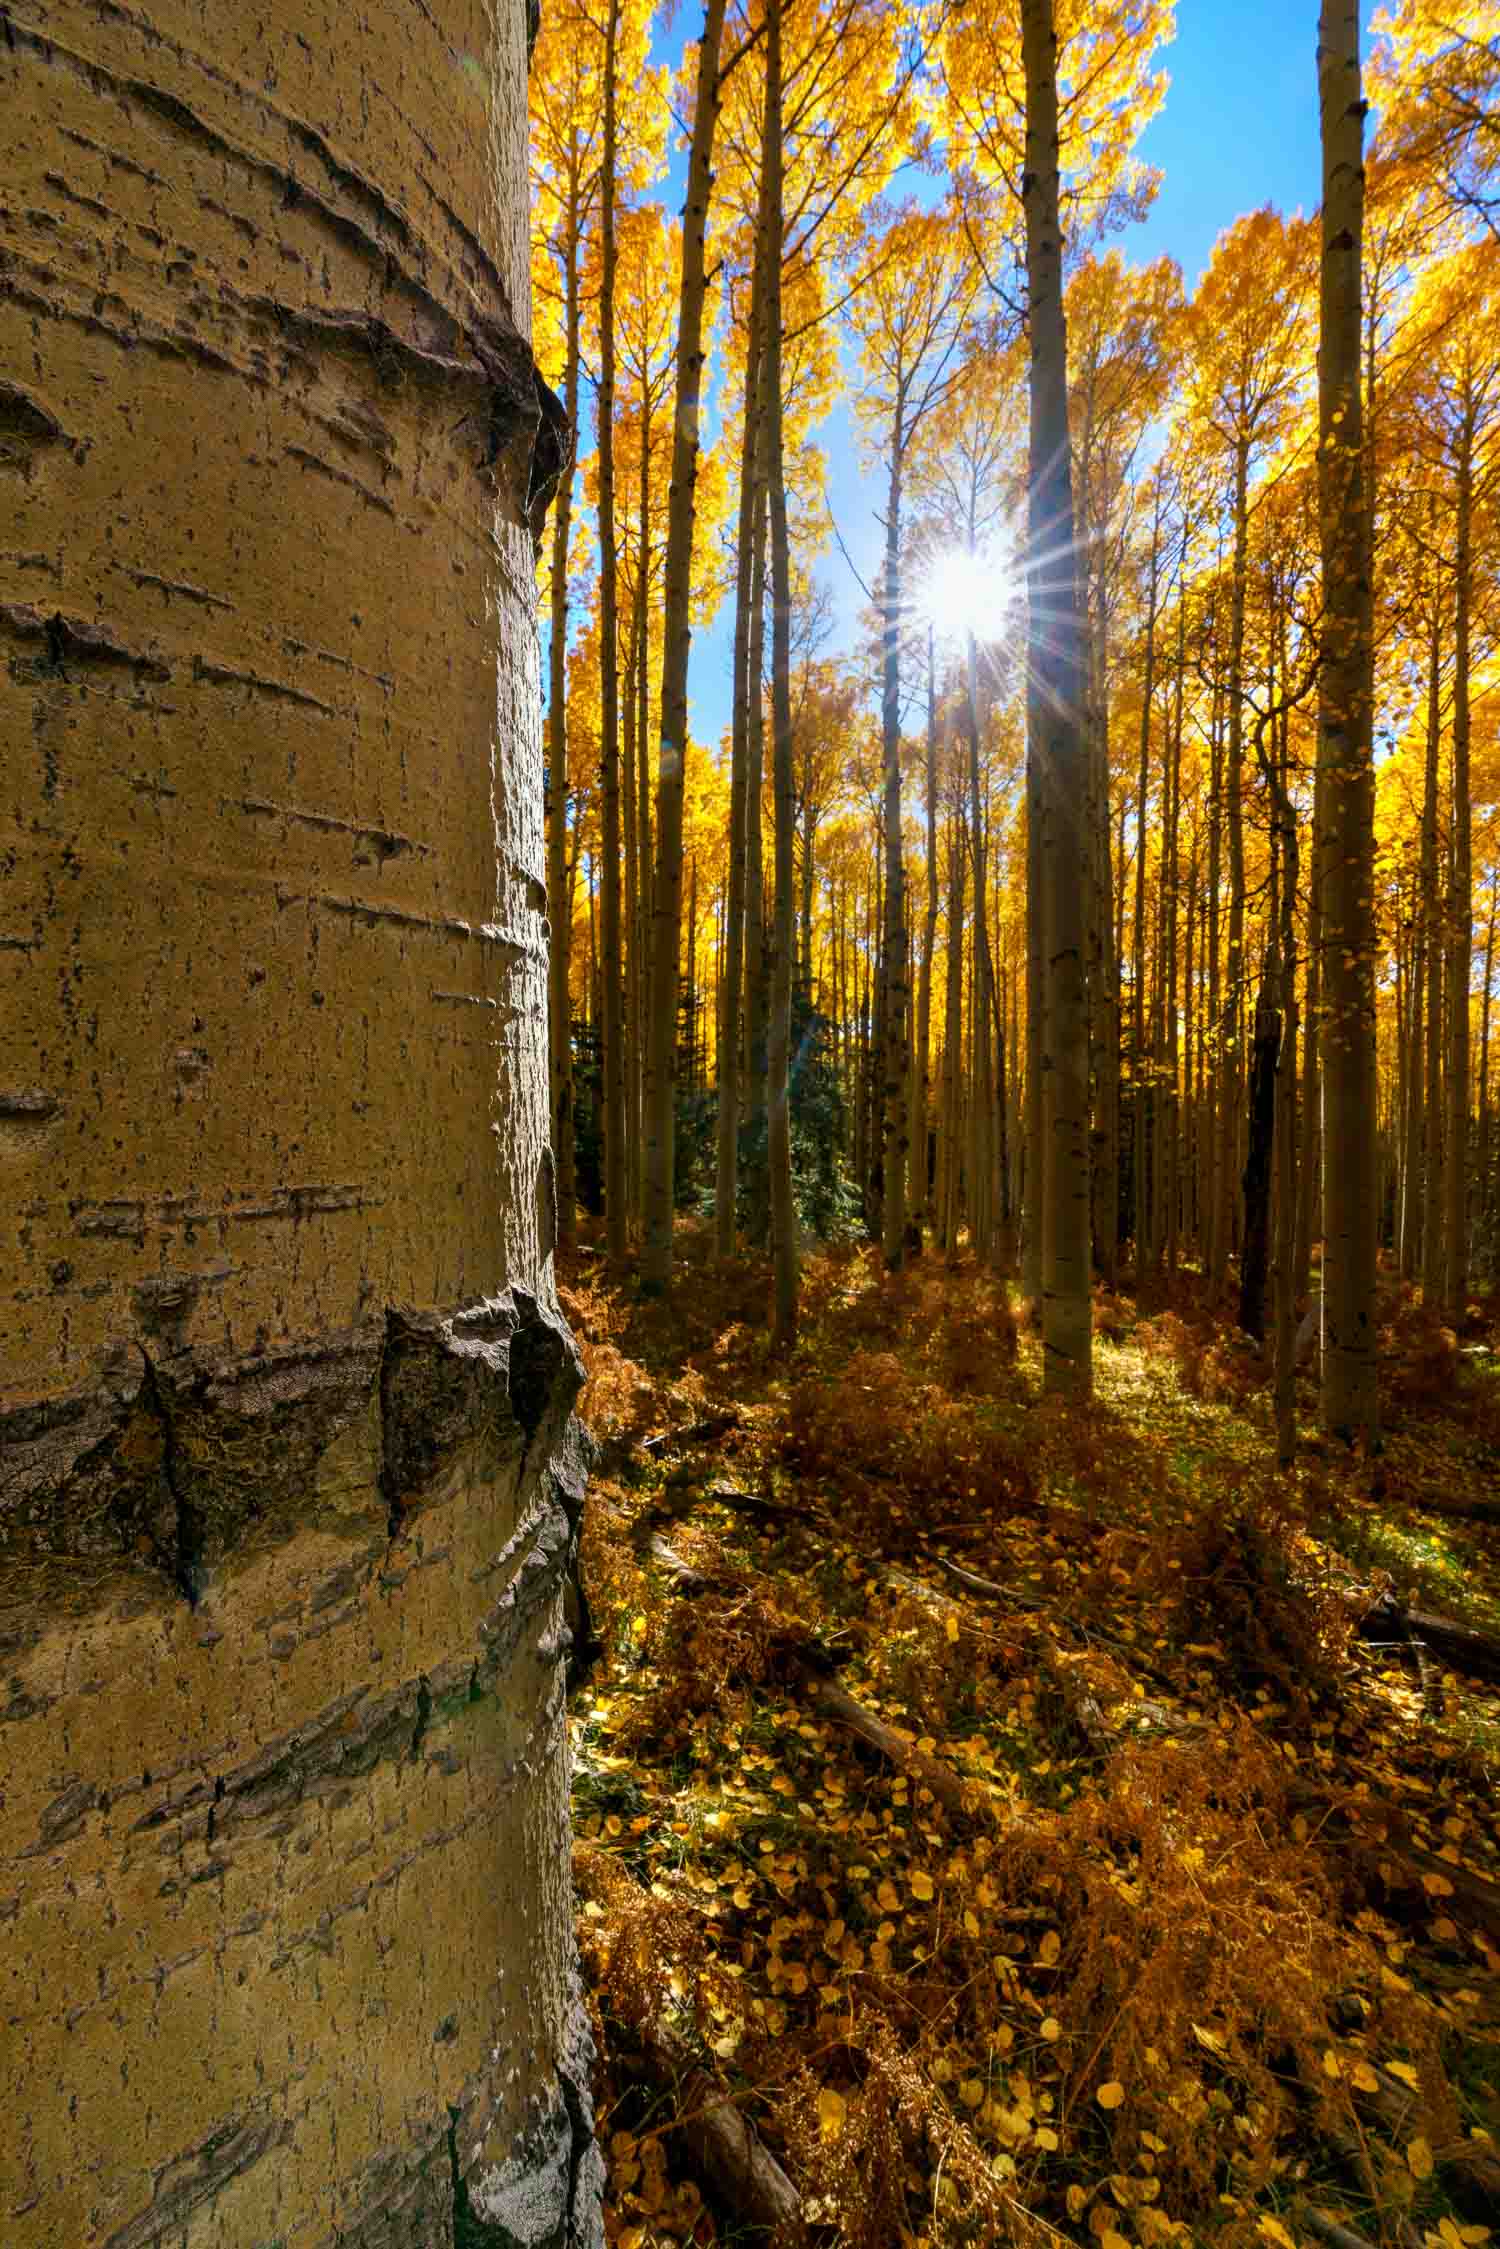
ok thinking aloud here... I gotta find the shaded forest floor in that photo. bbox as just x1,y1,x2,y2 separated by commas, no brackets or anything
561,1228,1500,2249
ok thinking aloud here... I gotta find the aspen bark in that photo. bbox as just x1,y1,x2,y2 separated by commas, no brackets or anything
880,435,911,1268
598,0,627,1261
0,4,600,2241
1445,418,1474,1322
764,0,799,1347
548,177,583,1254
1132,503,1162,1265
716,201,767,1257
910,631,942,1246
1022,0,1092,1398
1316,0,1379,1442
642,0,728,1291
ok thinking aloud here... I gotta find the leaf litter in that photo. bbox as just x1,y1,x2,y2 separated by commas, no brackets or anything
562,1232,1500,2249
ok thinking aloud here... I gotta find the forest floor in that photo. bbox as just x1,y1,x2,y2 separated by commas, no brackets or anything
560,1226,1500,2249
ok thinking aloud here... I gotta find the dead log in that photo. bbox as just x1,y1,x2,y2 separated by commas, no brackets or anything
633,2021,802,2241
790,1664,983,1822
640,1411,741,1458
1353,1590,1500,1682
1298,2209,1378,2249
1295,1779,1500,1943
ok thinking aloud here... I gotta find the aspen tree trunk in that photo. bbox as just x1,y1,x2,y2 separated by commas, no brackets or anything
1479,889,1497,1274
0,5,602,2242
1133,507,1162,1264
1212,438,1251,1294
548,177,582,1253
598,0,627,1261
880,431,911,1268
716,227,767,1257
1295,765,1323,1298
1161,576,1187,1277
1316,0,1379,1443
1091,611,1122,1288
642,0,728,1292
1022,0,1092,1398
1400,857,1425,1277
910,632,941,1245
1273,806,1301,1460
1183,822,1201,1260
1023,717,1046,1303
1205,667,1224,1273
625,548,643,1224
744,476,771,1244
633,443,655,1226
1444,419,1474,1323
941,790,967,1264
1419,604,1446,1300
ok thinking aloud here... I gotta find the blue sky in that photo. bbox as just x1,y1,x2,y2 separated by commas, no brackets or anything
680,0,1328,751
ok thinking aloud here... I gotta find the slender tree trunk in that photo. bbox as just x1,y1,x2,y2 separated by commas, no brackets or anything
547,176,582,1254
943,801,967,1266
1476,882,1496,1275
1023,690,1045,1304
1133,505,1161,1265
633,438,655,1228
1316,0,1379,1442
1023,0,1092,1398
624,541,643,1231
910,630,941,1245
1399,857,1424,1278
1212,437,1250,1294
642,0,728,1292
762,0,798,1343
744,476,770,1245
598,0,627,1261
1445,419,1474,1324
880,430,910,1268
715,224,767,1258
1419,600,1446,1301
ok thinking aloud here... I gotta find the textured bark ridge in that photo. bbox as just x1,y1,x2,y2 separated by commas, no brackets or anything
1,1,599,2241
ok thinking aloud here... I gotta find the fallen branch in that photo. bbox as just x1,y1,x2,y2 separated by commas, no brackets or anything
791,1664,985,1822
1295,1779,1500,1943
631,2020,802,2241
640,1411,741,1458
644,1532,993,1822
1298,2206,1380,2249
1352,1590,1500,1683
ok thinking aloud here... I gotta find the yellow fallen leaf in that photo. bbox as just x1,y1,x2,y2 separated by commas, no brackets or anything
1258,2218,1297,2249
1067,2184,1089,2221
818,2089,847,2141
910,1870,935,1902
1097,2081,1126,2110
1388,2061,1421,2090
1193,2022,1228,2056
1034,2126,1060,2150
1040,2017,1062,2042
1350,2061,1380,2093
1407,2136,1434,2181
1038,1930,1061,1967
958,2078,985,2109
1322,2049,1343,2080
1421,1872,1454,1897
1101,2232,1131,2249
877,1880,900,1912
945,1611,960,1642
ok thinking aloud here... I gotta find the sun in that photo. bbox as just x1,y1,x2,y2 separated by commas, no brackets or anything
916,537,1019,649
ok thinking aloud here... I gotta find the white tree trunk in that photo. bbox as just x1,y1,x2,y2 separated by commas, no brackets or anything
0,5,601,2242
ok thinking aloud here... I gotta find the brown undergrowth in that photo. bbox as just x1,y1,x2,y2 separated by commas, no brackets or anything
564,1233,1500,2249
